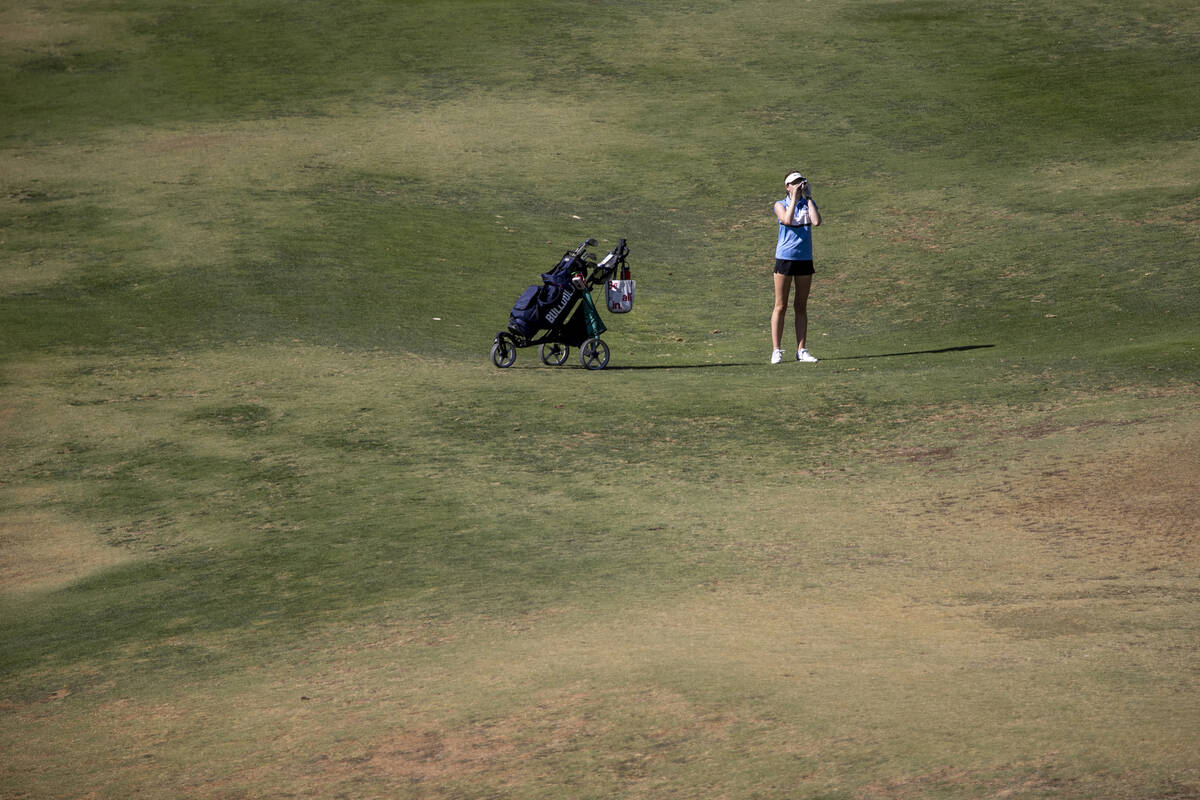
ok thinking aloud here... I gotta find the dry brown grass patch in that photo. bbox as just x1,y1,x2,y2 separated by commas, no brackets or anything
0,3,130,50
0,492,132,594
1016,429,1200,564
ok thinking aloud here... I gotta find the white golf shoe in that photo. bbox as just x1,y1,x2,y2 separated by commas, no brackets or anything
796,349,819,363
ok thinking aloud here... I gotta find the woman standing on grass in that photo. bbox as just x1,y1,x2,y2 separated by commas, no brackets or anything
771,170,821,364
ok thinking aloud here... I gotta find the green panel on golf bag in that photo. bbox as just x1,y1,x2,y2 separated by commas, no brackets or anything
580,291,607,339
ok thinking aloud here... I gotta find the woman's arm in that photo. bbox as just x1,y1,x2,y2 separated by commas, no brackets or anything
776,188,821,226
774,185,800,224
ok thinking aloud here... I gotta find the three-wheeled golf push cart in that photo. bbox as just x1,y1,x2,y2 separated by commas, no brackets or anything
492,238,632,370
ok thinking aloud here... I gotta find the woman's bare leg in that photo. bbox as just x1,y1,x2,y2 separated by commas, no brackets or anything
792,274,812,352
772,273,792,351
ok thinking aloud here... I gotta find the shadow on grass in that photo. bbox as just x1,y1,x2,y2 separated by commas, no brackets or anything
602,344,995,370
824,344,996,361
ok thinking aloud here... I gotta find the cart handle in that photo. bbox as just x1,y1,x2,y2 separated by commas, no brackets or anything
586,239,629,289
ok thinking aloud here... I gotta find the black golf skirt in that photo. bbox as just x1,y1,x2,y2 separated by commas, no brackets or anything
774,258,815,276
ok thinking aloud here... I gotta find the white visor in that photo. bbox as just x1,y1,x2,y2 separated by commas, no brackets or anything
785,172,804,186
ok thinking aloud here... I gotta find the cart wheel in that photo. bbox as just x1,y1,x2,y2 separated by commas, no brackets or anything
539,342,570,366
491,333,517,368
579,338,610,370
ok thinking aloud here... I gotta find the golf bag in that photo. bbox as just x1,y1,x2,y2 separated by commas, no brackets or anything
507,249,589,337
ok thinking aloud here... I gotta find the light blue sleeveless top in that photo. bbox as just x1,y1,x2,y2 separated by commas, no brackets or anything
775,196,818,260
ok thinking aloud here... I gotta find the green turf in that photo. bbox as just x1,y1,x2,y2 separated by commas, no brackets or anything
2,0,1198,797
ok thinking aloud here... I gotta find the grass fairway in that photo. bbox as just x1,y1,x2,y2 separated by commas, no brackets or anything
2,0,1198,798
